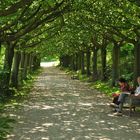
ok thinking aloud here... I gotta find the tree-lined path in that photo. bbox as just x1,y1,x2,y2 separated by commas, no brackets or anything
6,65,140,140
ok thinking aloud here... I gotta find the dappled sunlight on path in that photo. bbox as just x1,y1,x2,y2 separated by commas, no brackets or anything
5,67,140,140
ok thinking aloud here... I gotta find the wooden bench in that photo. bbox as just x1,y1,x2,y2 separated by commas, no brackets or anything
128,94,140,116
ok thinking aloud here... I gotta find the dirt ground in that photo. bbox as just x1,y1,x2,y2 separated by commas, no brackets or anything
5,65,140,140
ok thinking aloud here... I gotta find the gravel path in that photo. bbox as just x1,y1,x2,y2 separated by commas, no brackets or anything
6,66,140,140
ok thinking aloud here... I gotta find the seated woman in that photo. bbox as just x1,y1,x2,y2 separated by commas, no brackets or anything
113,76,140,116
110,77,130,108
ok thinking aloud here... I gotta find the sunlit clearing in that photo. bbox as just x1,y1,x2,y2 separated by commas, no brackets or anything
40,61,59,67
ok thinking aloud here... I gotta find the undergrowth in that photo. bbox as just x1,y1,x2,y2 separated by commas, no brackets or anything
90,81,119,96
0,116,15,140
64,68,119,96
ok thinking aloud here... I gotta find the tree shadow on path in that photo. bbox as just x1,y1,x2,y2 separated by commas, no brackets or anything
5,66,140,140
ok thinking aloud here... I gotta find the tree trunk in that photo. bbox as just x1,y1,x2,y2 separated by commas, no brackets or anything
69,55,74,70
75,53,78,71
30,53,34,72
78,52,81,70
101,47,107,81
20,51,25,83
23,53,29,80
33,54,41,70
86,48,91,76
28,53,32,73
11,51,21,88
59,55,70,68
92,46,98,81
134,44,140,86
81,51,85,74
2,42,14,88
112,44,120,86
59,56,62,66
0,42,1,54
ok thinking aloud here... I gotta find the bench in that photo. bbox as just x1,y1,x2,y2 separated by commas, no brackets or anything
71,74,79,80
127,94,140,116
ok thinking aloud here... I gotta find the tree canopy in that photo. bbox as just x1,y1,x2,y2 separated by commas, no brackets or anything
0,0,140,91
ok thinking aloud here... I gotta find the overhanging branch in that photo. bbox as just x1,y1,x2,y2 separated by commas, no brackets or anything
0,0,33,16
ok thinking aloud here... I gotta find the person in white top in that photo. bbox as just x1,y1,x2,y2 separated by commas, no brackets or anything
113,76,140,116
135,76,140,96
